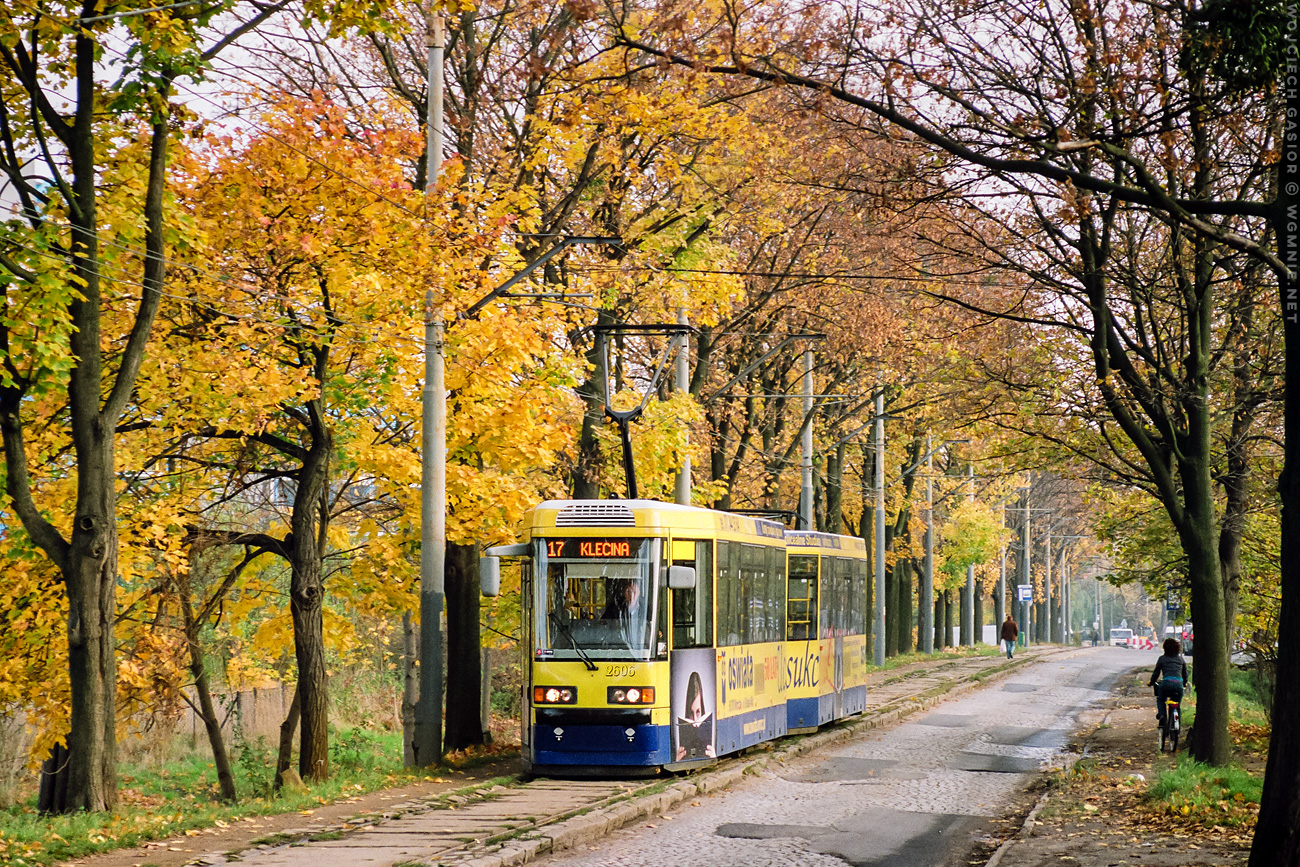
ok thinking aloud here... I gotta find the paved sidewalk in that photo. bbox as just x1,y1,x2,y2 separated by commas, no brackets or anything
112,647,1068,867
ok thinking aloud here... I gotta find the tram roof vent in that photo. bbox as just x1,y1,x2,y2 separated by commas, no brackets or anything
556,503,637,527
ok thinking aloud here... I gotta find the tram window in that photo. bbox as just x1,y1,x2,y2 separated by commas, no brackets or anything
840,558,854,635
769,544,785,642
787,555,818,641
822,557,847,637
822,557,835,637
741,543,762,643
850,559,867,634
818,556,832,638
717,541,738,646
671,540,714,648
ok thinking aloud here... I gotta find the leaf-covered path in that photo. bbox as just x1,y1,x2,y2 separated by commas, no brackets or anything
991,665,1256,867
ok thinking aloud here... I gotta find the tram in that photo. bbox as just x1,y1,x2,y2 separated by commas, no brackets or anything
783,531,870,732
480,499,873,776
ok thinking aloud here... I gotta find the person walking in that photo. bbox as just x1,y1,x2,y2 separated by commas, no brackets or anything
1000,614,1019,659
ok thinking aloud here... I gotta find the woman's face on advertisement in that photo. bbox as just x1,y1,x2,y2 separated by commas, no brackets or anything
689,691,705,721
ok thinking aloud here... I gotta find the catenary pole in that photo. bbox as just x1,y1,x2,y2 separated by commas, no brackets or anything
800,348,814,530
921,433,934,653
674,308,690,505
996,543,1006,630
873,390,886,666
1021,482,1032,646
963,465,975,645
414,10,445,768
1044,527,1053,643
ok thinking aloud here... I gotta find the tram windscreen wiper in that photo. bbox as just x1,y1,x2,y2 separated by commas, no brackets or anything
549,611,598,671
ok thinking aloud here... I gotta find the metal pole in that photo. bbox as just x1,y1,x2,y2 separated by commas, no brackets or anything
674,308,691,505
1044,528,1053,643
1097,576,1104,644
1021,484,1031,645
996,544,1006,627
800,348,813,530
1064,553,1072,644
414,10,445,768
873,390,886,666
920,434,934,653
963,465,975,645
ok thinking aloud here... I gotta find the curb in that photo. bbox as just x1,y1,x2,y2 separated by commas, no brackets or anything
450,648,1072,867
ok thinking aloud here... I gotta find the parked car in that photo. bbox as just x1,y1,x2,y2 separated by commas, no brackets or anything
1109,627,1134,647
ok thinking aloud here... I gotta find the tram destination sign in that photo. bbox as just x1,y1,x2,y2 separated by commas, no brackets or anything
545,537,642,559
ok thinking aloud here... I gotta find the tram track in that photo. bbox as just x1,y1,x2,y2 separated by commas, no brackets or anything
204,647,1069,867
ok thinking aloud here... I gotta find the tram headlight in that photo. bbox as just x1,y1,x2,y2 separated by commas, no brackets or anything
533,686,577,704
607,686,655,704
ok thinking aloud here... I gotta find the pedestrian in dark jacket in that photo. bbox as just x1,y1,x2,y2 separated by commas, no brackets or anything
1000,615,1019,659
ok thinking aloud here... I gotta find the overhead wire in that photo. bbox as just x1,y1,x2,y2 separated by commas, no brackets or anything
0,210,586,370
1,27,928,415
0,22,607,361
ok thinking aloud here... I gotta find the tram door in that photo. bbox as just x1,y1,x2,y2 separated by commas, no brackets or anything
821,555,845,719
669,540,716,762
520,559,533,754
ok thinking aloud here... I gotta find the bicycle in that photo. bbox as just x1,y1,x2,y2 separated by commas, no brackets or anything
1159,695,1181,753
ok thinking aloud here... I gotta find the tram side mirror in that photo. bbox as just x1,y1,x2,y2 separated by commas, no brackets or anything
668,565,696,590
480,543,528,597
480,556,501,597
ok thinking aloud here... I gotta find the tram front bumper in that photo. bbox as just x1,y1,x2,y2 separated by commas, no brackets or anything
530,721,671,767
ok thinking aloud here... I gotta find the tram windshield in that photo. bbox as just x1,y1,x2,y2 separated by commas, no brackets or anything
535,537,661,662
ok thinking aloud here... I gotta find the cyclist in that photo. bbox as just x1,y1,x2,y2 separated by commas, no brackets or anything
1149,637,1188,725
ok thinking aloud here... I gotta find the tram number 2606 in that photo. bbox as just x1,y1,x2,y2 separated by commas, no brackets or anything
604,664,637,678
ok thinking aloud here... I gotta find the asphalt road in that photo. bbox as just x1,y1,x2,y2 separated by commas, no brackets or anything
531,646,1139,867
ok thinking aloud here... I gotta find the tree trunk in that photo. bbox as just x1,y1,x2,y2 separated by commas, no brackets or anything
1179,462,1232,766
445,541,485,751
402,611,417,766
60,509,118,813
1248,252,1299,866
1036,583,1048,643
481,647,493,744
1219,395,1251,660
825,443,844,533
571,311,614,499
37,743,69,813
290,408,332,783
274,686,301,792
884,525,898,658
898,558,914,654
181,600,236,802
934,590,945,650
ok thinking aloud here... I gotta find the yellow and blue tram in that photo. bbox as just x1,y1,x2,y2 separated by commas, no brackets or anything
783,531,870,733
480,499,870,775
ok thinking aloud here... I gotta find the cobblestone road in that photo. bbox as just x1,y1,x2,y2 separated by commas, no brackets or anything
534,647,1138,867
